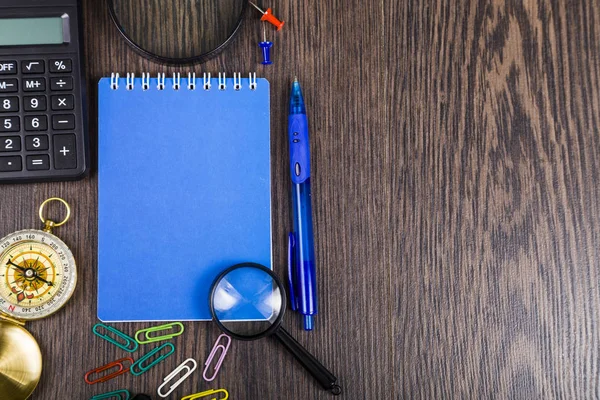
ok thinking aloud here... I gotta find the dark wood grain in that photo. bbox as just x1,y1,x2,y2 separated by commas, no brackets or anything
389,0,600,398
0,0,598,398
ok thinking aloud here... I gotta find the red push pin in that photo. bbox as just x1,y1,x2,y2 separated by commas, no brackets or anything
249,2,285,31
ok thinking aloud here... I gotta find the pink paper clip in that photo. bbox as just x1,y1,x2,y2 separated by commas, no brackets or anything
203,334,231,381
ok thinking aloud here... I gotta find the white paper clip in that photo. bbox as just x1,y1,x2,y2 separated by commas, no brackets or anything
142,72,150,90
203,334,231,382
173,72,181,90
110,73,119,90
203,72,211,90
157,358,198,398
218,72,226,90
157,73,166,90
233,72,241,91
126,73,134,90
249,72,257,90
188,72,196,90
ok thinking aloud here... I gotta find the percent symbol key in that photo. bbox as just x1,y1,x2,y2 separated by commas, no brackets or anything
50,59,72,73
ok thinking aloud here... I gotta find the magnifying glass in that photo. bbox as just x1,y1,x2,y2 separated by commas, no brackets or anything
209,263,342,395
107,0,247,64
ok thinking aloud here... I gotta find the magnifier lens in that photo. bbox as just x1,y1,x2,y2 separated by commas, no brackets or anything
109,0,245,62
211,265,283,338
209,264,341,394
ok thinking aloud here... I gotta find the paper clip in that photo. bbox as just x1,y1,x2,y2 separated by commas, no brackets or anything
157,358,198,398
203,334,231,382
130,342,176,376
135,322,185,344
85,357,134,384
181,389,229,400
90,389,131,400
93,323,139,352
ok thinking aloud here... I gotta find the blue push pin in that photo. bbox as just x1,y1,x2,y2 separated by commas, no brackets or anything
259,25,273,65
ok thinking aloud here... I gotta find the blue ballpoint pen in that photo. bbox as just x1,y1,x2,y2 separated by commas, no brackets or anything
287,77,317,331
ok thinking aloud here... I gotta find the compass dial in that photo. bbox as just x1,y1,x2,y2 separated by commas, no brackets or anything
0,230,76,320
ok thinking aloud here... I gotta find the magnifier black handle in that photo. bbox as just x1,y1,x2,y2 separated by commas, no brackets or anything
275,328,342,395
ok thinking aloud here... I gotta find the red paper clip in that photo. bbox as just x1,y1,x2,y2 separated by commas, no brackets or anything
84,357,134,384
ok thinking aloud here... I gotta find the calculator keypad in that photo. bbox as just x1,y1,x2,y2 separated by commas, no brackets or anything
0,56,84,181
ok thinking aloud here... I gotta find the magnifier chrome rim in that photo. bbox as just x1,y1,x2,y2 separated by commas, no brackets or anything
209,262,287,341
106,0,248,65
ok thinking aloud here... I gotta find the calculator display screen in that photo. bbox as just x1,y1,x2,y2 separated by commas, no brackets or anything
0,17,65,46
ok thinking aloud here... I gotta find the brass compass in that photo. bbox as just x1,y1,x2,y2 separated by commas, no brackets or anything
0,198,77,400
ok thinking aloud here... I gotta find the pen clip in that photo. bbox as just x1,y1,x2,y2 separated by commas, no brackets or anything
287,232,298,311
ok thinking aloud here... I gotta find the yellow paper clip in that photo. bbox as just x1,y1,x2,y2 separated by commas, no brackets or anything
157,358,198,398
181,389,229,400
135,322,185,344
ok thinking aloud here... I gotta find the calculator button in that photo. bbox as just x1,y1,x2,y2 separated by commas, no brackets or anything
24,116,47,131
0,61,17,75
26,135,49,151
26,155,50,171
49,59,72,73
51,95,74,111
0,156,21,171
24,96,47,112
22,60,45,74
0,136,20,152
50,77,73,91
53,134,77,169
52,115,75,130
0,79,17,93
0,117,19,132
23,78,46,92
0,97,19,112
25,135,48,151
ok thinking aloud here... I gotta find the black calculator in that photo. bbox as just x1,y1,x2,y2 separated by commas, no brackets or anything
0,0,88,183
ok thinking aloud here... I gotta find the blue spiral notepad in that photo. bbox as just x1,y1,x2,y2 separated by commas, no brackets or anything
97,73,272,322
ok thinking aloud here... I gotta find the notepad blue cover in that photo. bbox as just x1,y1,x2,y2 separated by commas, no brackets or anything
97,75,271,322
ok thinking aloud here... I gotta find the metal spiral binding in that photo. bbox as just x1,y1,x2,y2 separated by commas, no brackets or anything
233,73,242,91
110,73,119,90
109,72,259,91
126,73,135,90
157,73,166,90
218,72,226,90
172,73,181,90
188,72,196,90
203,73,211,90
142,73,150,90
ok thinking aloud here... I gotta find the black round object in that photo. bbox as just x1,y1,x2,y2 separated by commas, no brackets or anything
209,262,287,341
107,0,248,65
208,262,342,395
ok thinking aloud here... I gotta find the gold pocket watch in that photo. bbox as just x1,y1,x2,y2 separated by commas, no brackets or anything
0,198,77,400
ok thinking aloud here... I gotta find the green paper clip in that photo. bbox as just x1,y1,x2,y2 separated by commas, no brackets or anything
90,389,130,400
130,342,176,376
93,323,139,352
134,322,184,344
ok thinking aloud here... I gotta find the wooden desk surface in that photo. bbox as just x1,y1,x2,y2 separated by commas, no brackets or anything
1,0,598,399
